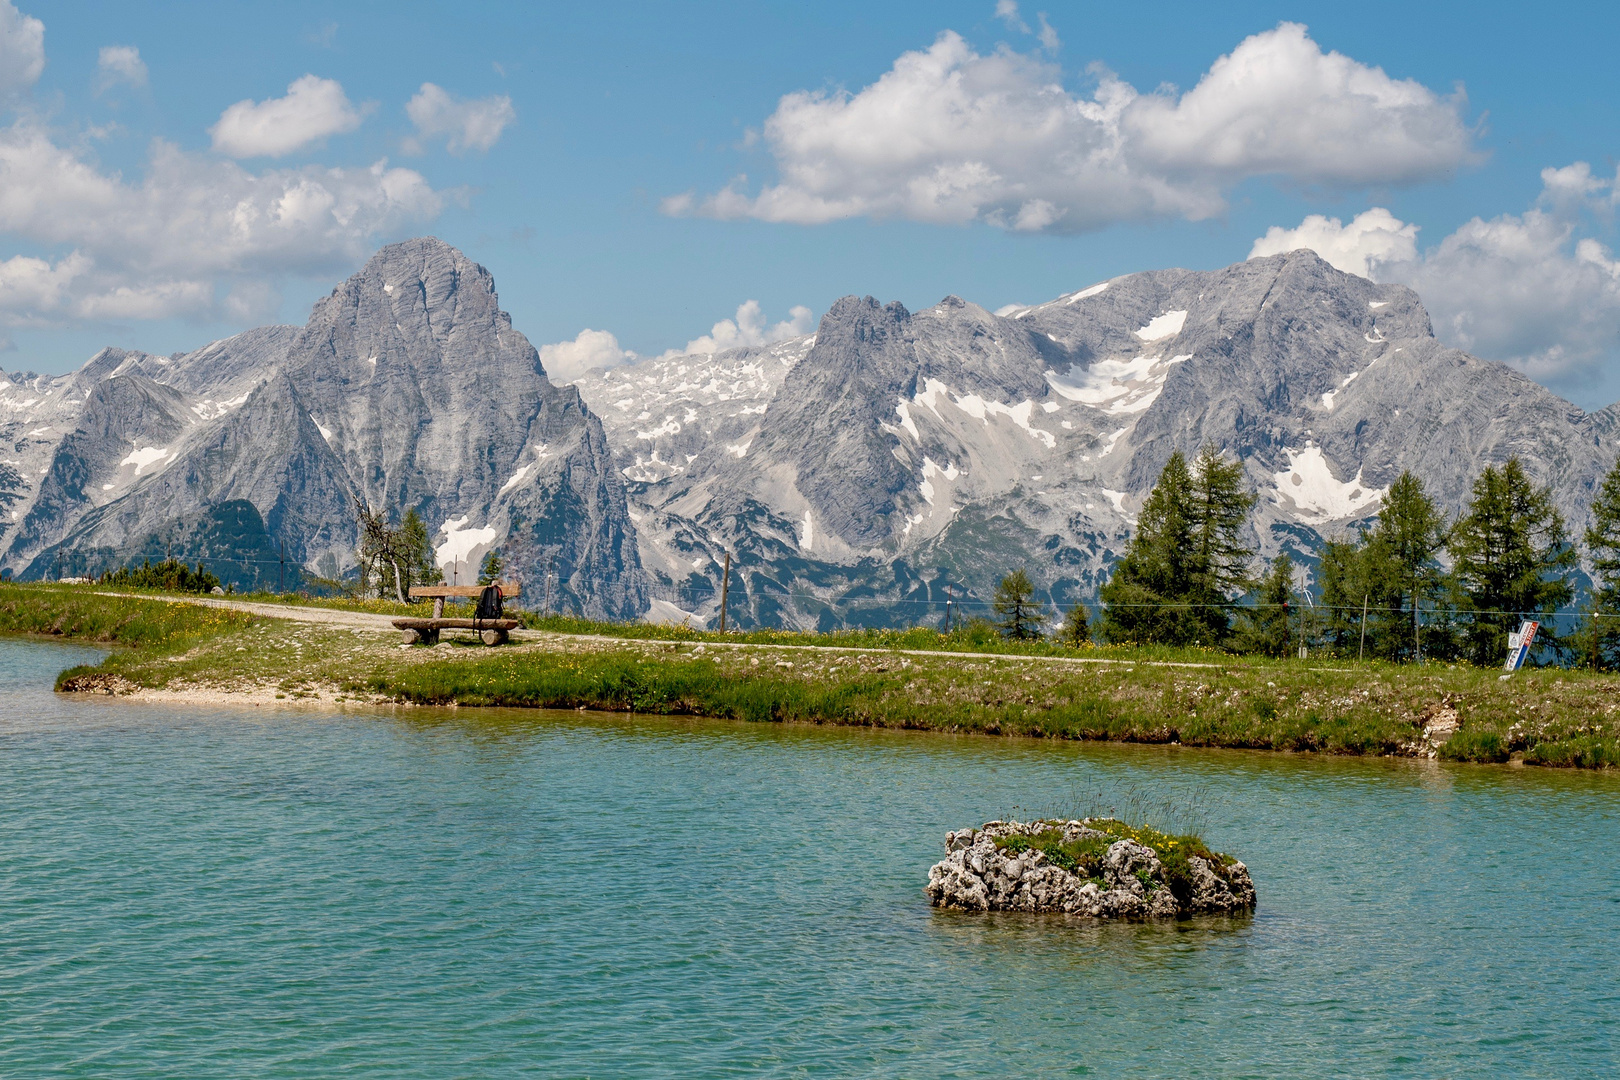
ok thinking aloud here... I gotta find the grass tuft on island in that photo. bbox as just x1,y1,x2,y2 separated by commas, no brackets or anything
994,819,1234,898
3,582,1620,768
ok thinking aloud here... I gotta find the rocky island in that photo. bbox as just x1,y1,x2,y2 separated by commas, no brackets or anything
927,819,1255,918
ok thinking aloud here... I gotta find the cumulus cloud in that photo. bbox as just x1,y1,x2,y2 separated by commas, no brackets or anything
1123,23,1472,185
210,75,368,158
663,300,814,358
994,1,1028,33
538,328,635,383
0,1,44,102
667,22,1474,234
1249,207,1418,278
1253,164,1620,387
540,302,815,383
0,250,89,324
0,119,443,325
404,83,514,154
95,45,147,91
1036,13,1059,52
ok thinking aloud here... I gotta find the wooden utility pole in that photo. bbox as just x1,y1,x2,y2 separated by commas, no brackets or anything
279,539,286,593
718,552,731,634
945,581,954,633
1413,594,1421,663
1358,593,1369,662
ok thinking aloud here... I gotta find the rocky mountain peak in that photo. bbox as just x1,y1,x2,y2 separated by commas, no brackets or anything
3,237,647,619
577,249,1618,629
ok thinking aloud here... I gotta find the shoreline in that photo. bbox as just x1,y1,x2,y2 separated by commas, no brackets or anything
6,584,1618,769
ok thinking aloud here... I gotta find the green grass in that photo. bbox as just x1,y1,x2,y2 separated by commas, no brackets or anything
509,610,1240,663
0,583,261,691
993,818,1236,903
0,583,257,651
4,582,1620,768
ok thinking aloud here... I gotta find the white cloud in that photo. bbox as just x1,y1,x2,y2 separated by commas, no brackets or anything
668,23,1474,234
540,301,816,383
0,1,44,102
210,75,367,158
0,250,88,323
95,45,147,91
1253,165,1620,386
0,119,443,325
661,300,814,358
1036,13,1059,52
404,83,514,154
1124,23,1473,185
1249,207,1418,278
538,328,636,383
994,1,1028,33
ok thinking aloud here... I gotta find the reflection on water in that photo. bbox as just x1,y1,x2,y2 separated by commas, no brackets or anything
1,638,1617,1078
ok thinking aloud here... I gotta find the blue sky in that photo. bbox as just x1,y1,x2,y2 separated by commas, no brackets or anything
3,0,1619,405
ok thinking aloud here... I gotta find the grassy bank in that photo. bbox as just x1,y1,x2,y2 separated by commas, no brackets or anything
3,583,1617,768
0,584,258,653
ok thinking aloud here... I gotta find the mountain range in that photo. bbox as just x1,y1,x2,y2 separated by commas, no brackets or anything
4,240,1613,627
574,249,1616,628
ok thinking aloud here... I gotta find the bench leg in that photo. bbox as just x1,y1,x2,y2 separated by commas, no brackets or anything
424,628,440,646
480,628,509,646
432,597,445,619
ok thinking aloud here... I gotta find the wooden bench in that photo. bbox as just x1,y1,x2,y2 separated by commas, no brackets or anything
394,581,522,645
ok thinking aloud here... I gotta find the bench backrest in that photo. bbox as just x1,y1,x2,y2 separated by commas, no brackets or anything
409,581,521,599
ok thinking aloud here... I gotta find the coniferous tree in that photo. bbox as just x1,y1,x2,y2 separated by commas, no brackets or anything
1581,454,1620,668
1100,451,1199,644
1188,444,1257,640
398,508,441,592
1317,538,1368,655
1237,553,1296,657
1100,446,1256,646
478,550,505,587
1448,458,1575,666
1360,471,1448,662
1058,602,1091,647
994,569,1045,640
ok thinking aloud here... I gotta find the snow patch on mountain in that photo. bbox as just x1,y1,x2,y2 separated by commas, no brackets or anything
120,445,175,475
919,456,959,504
436,515,500,575
1271,446,1385,522
1320,371,1361,410
1135,310,1188,341
1046,355,1190,415
643,598,707,628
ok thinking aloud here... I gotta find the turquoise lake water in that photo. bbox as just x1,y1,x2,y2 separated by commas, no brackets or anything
2,638,1618,1077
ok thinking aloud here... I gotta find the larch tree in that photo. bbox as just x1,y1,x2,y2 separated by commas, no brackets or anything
1238,552,1296,658
1581,454,1620,667
1360,471,1447,662
1099,446,1255,646
1188,444,1257,641
1447,458,1575,666
1099,451,1198,645
993,569,1045,640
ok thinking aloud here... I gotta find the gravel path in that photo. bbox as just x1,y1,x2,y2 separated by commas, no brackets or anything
136,593,1253,669
97,593,399,632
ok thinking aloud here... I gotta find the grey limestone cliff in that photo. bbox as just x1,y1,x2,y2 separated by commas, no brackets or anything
576,250,1616,629
2,238,646,618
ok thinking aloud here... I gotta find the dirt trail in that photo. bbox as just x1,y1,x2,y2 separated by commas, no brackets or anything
96,592,399,632
136,593,1250,669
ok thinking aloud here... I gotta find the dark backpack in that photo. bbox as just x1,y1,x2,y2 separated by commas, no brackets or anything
475,584,504,619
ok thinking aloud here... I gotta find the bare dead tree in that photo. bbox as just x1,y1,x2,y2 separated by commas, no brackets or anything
354,497,407,603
